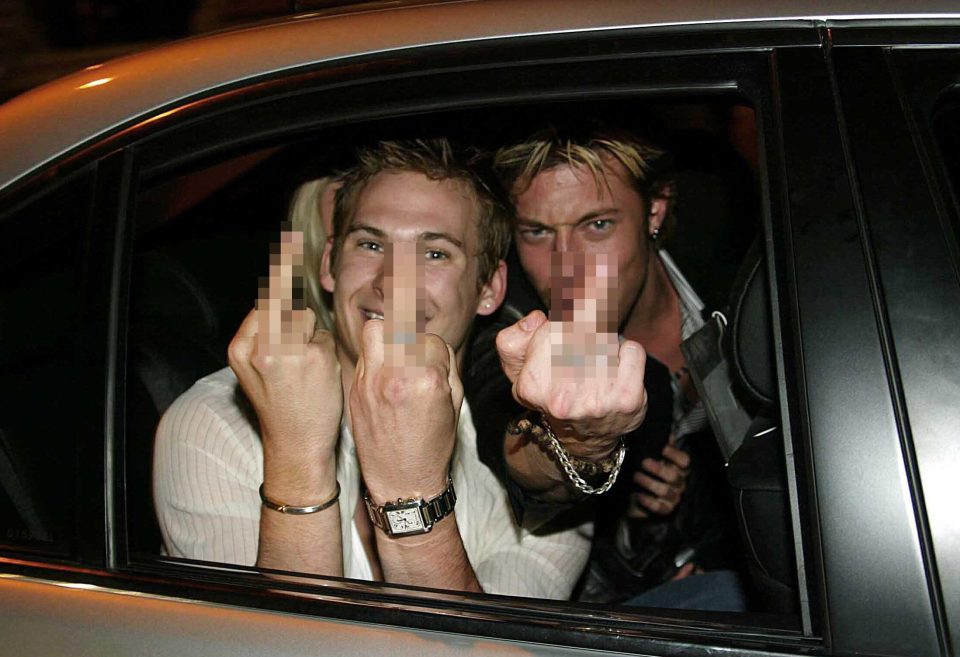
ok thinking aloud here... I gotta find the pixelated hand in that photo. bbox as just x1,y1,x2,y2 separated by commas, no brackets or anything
228,230,343,468
628,437,691,517
349,242,461,501
496,252,648,460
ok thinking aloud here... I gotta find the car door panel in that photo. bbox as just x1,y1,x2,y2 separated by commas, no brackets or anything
779,44,941,657
838,43,960,656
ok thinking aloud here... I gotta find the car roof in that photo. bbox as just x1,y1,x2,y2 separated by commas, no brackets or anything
1,0,958,193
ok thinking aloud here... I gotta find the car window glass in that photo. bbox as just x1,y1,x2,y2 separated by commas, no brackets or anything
124,99,802,631
931,94,960,245
0,167,94,556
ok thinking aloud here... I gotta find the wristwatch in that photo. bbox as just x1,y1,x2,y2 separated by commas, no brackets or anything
363,478,457,537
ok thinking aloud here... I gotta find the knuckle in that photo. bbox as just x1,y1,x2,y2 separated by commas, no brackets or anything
545,394,572,421
422,364,448,390
250,351,275,371
380,374,410,402
495,327,514,354
226,339,244,369
581,396,600,418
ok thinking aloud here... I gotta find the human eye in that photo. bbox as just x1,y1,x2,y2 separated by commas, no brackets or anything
424,248,449,261
355,239,383,253
586,218,614,233
518,225,551,241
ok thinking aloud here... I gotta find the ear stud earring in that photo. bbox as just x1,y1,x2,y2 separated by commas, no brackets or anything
650,227,661,241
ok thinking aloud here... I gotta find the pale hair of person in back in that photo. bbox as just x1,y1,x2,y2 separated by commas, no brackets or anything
287,175,341,331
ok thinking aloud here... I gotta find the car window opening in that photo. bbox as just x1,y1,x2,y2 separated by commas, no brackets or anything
120,97,800,628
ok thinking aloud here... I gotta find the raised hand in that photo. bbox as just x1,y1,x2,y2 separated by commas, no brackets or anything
227,230,342,499
349,241,462,502
497,252,648,461
628,437,691,517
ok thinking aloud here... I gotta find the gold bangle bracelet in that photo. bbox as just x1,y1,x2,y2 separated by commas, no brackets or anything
259,481,340,515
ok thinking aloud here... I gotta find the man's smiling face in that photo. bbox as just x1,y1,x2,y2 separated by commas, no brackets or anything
321,170,501,366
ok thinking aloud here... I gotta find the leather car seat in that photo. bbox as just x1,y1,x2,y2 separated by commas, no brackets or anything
721,241,798,614
125,250,233,554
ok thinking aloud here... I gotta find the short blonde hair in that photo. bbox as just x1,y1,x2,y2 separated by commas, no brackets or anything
494,125,674,229
330,138,512,289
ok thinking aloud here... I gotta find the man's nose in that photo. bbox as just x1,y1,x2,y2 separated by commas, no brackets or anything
553,229,573,253
371,260,385,300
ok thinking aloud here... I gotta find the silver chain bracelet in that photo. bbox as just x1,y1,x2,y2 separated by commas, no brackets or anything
538,417,627,495
508,413,627,495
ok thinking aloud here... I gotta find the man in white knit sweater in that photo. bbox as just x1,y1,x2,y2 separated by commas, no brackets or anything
153,139,590,599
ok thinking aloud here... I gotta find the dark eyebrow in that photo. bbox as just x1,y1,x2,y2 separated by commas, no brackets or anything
580,208,618,220
516,217,550,228
517,208,619,228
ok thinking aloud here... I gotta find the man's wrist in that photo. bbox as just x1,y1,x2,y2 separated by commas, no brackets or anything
262,447,338,506
362,470,450,504
508,411,627,495
364,476,457,537
508,410,620,462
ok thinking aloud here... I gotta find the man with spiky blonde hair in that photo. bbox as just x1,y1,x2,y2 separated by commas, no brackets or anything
468,122,743,606
491,124,692,513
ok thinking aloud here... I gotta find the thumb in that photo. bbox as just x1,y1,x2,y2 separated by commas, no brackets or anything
447,342,464,423
495,310,546,383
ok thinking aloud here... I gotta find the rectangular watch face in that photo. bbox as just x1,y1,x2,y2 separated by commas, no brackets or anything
386,505,427,535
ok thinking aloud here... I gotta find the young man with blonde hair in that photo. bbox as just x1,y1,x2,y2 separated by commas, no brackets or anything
154,138,590,599
471,122,743,607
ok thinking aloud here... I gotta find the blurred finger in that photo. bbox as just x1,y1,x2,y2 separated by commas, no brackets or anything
661,444,692,471
579,252,618,334
258,230,304,349
549,251,582,325
291,307,317,345
625,498,650,519
633,470,672,498
636,491,677,516
643,456,687,485
384,241,424,365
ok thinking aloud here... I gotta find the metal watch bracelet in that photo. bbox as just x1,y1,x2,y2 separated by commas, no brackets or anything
364,477,457,537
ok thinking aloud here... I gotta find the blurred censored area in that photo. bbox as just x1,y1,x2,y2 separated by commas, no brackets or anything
549,252,619,380
257,229,309,352
383,241,428,365
256,231,431,365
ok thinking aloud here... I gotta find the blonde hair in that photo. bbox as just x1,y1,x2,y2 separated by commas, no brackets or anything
494,125,674,229
330,138,512,289
288,175,339,330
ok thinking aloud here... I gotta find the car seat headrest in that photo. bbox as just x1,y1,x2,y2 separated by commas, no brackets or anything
725,240,777,414
131,252,219,341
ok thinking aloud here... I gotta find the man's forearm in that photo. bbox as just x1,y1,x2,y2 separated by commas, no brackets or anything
504,428,585,503
256,451,343,576
504,416,626,504
374,516,482,593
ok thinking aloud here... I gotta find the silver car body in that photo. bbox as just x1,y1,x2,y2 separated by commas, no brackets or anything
2,0,960,192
